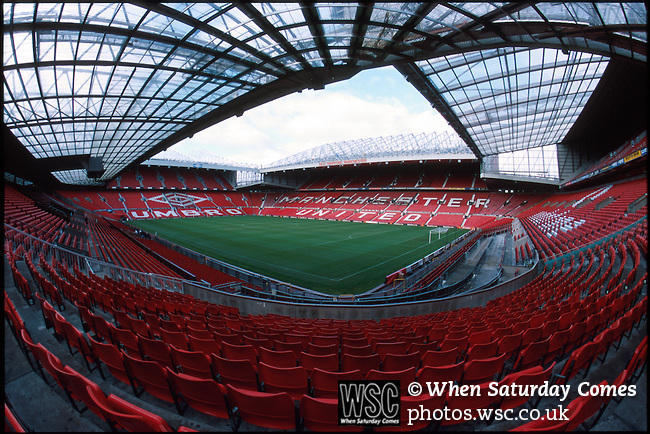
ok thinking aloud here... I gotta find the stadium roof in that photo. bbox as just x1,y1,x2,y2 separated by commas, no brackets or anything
263,131,474,172
3,2,647,185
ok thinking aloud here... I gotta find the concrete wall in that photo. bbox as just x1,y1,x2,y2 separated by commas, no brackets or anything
183,259,540,321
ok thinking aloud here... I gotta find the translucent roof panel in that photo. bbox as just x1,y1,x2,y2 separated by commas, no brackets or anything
415,47,610,156
264,132,472,171
2,3,646,185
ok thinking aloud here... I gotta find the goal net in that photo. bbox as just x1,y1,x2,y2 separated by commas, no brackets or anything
428,226,449,243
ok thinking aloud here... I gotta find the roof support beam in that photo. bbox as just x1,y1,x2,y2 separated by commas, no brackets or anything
394,62,482,158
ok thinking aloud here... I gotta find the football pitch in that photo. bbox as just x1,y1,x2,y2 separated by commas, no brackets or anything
130,215,468,295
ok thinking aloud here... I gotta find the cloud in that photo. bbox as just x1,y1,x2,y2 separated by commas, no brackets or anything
170,80,455,166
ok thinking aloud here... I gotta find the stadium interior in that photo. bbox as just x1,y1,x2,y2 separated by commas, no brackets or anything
3,2,648,432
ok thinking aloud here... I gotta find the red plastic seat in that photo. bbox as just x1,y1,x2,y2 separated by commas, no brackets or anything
300,395,363,432
465,339,499,361
221,341,258,364
138,335,174,369
497,331,524,360
258,347,297,368
211,354,259,391
375,341,409,359
55,365,107,418
513,337,551,372
274,341,304,358
109,325,141,357
258,362,308,400
226,385,297,431
307,342,339,356
122,351,178,410
187,334,221,358
497,362,556,410
555,341,598,385
170,345,213,379
86,386,175,432
462,353,509,385
165,367,230,420
544,329,571,364
311,335,340,347
564,380,610,431
299,352,339,376
421,348,459,368
438,336,469,354
416,362,464,385
186,326,213,340
311,368,362,398
366,367,416,394
88,336,131,386
160,329,189,350
341,353,380,376
382,352,421,372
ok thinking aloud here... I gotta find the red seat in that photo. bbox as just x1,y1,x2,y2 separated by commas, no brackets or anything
382,352,421,372
258,362,309,400
564,380,610,431
221,341,258,364
300,396,364,432
55,365,107,419
307,342,339,356
258,347,297,368
513,337,551,372
88,336,131,386
416,362,464,385
465,339,499,361
462,353,509,385
186,326,213,340
299,352,339,376
109,325,141,357
341,353,380,376
311,368,362,398
86,386,175,432
497,331,524,360
555,341,598,385
226,385,297,431
211,354,259,391
170,345,213,379
165,367,230,420
138,335,174,369
438,336,469,354
497,362,556,410
544,329,571,364
160,329,189,350
421,348,460,368
122,351,178,410
275,341,304,358
375,341,409,359
187,335,222,358
365,367,416,394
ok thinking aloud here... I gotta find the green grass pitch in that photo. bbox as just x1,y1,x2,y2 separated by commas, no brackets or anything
131,215,468,295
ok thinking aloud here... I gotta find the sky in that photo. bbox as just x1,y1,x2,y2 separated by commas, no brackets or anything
166,66,456,166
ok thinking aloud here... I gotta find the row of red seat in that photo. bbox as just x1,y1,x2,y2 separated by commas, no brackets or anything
86,217,182,279
136,238,244,287
107,166,232,190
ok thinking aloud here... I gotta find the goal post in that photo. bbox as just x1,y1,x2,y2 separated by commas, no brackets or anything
428,227,441,243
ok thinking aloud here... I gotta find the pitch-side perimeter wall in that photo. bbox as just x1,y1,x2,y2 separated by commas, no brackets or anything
181,260,539,321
